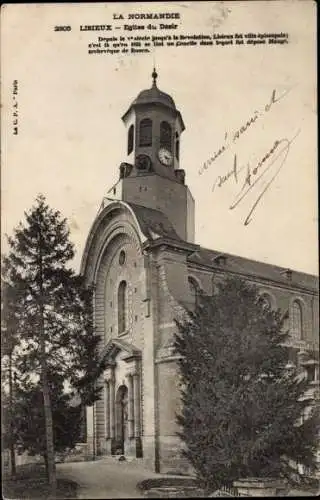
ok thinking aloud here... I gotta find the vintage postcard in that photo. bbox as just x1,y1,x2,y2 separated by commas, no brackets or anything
1,1,318,273
1,1,318,498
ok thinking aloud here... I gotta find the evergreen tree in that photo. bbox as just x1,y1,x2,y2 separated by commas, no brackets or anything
1,280,21,476
2,195,106,494
174,276,319,493
12,370,82,471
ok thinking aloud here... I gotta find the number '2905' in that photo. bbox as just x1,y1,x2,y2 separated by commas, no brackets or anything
54,25,71,31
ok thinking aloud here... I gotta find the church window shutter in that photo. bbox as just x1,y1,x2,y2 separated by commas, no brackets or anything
128,125,134,155
160,121,172,151
139,118,152,147
175,139,180,160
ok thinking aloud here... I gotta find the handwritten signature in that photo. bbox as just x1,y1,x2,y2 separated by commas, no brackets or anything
199,87,293,176
211,130,300,225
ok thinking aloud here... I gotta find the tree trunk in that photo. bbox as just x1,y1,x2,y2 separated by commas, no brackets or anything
38,229,56,497
8,351,16,477
40,362,56,494
43,450,49,480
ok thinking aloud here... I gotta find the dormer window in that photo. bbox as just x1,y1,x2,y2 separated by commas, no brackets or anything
139,118,152,147
160,121,172,151
213,254,227,266
280,269,293,281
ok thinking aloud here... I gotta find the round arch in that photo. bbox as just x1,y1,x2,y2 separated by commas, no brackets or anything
80,200,147,284
289,297,306,340
258,289,277,310
188,274,202,290
188,275,202,308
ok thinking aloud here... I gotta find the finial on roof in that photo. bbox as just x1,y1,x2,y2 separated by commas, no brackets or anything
152,67,158,87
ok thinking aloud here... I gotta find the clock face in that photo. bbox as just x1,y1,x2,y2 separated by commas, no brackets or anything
158,148,173,166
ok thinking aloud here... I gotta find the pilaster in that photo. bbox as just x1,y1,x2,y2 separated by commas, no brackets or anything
105,366,116,454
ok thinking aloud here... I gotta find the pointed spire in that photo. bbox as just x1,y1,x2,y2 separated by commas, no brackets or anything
152,67,158,87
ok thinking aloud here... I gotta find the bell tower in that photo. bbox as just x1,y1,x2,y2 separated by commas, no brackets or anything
106,69,195,243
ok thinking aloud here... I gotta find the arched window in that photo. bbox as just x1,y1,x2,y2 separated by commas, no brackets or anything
259,293,272,311
281,309,290,334
175,139,180,161
160,121,172,151
119,250,126,266
118,280,127,334
291,300,303,339
188,277,199,308
139,118,152,147
127,125,134,155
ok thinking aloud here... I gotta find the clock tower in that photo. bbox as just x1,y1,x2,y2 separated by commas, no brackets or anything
106,69,195,243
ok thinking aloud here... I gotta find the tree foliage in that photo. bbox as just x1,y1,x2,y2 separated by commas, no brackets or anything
1,195,106,472
12,371,82,458
174,277,319,492
1,281,20,357
1,280,21,475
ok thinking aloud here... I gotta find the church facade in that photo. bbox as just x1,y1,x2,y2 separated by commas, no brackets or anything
80,71,319,473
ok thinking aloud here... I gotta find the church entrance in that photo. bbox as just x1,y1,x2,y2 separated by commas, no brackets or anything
101,344,143,458
115,385,128,455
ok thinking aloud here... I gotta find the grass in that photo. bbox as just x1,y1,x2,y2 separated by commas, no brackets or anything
3,464,78,499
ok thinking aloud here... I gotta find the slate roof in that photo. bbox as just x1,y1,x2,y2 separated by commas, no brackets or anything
127,202,318,291
121,77,185,130
133,85,176,110
188,247,318,292
97,200,317,292
127,202,182,242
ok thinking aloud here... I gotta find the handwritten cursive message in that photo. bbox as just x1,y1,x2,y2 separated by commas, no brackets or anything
211,130,300,225
199,88,293,176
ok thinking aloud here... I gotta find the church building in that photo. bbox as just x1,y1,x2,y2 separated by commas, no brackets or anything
80,70,319,473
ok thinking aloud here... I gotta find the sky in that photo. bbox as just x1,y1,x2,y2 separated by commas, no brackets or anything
1,1,318,275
